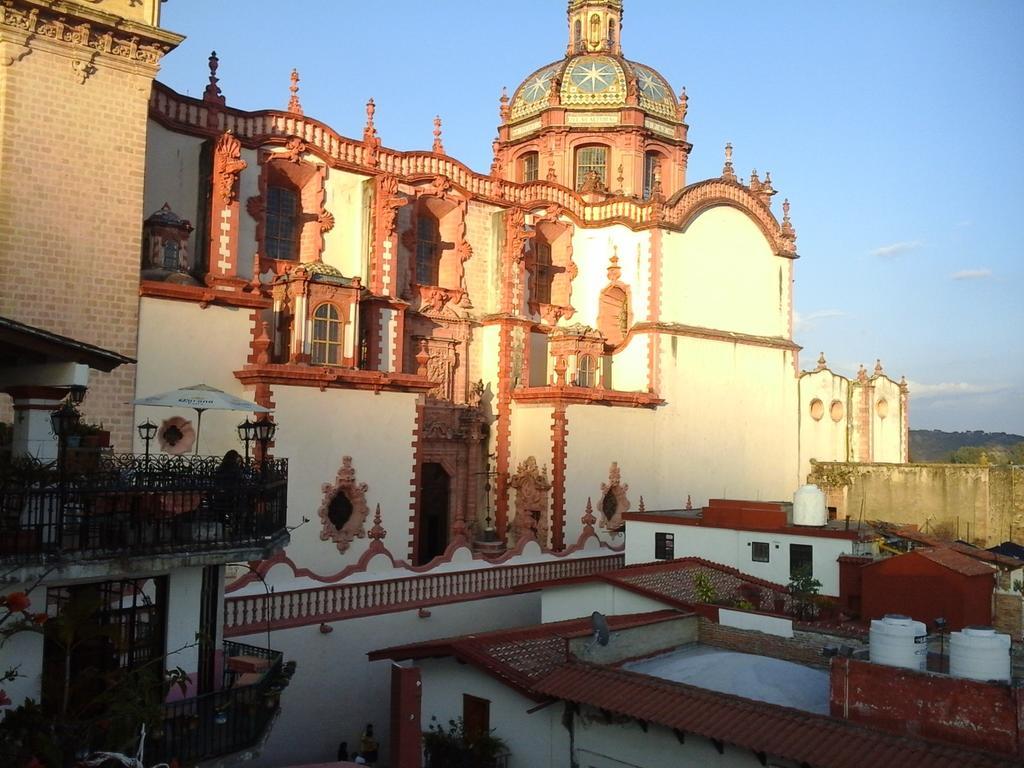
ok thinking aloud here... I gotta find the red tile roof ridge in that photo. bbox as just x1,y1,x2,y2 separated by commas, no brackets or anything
914,547,998,576
534,662,1020,768
950,542,1024,568
611,556,792,593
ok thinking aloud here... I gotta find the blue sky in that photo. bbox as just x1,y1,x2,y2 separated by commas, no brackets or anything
158,1,1024,434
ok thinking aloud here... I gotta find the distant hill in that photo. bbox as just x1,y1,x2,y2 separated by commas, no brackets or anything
910,430,1024,463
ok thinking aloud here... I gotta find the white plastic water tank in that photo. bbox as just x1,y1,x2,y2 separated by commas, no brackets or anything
949,626,1011,682
793,484,827,526
870,615,928,670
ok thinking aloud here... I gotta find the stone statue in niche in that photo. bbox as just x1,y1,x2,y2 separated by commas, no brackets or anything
510,456,552,544
318,456,371,553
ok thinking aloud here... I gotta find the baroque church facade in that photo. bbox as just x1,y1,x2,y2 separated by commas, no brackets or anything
0,0,912,763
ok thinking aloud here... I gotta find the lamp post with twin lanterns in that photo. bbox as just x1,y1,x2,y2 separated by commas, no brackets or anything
237,418,256,464
137,420,158,468
252,417,276,473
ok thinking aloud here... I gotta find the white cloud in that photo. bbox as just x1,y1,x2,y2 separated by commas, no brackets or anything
869,241,923,258
793,309,845,332
906,380,1006,399
951,268,992,280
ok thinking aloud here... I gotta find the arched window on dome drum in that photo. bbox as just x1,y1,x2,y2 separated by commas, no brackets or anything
415,211,442,285
520,152,539,183
265,184,300,261
643,151,664,200
608,18,616,49
577,354,596,388
311,303,342,366
574,20,583,52
575,145,608,191
531,235,553,305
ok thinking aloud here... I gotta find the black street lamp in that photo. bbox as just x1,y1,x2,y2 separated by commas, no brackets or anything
137,420,157,465
253,417,276,467
66,385,87,406
237,418,256,464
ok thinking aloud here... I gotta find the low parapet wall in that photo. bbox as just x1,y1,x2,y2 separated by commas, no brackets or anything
809,461,1024,547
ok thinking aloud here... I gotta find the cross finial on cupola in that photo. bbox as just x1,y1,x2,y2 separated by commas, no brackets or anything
287,68,302,115
203,50,225,107
432,115,445,154
567,0,624,56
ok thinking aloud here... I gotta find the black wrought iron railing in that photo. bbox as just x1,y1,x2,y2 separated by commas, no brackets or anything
149,641,288,766
0,453,288,563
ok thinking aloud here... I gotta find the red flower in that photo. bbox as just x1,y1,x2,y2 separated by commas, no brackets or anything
0,689,11,706
31,613,47,625
2,592,30,614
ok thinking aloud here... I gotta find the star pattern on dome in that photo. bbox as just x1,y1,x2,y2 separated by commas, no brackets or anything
571,60,616,93
635,65,667,101
521,69,555,103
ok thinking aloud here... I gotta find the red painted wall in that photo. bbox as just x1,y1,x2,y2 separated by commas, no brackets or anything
389,664,423,768
860,552,993,629
830,658,1022,757
837,555,869,613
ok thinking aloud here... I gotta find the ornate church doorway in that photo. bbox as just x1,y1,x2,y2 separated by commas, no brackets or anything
418,462,450,564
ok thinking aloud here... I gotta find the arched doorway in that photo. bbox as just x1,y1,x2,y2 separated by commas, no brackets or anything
418,462,450,564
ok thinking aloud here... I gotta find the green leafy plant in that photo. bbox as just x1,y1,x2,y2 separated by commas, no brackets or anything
788,569,823,620
693,571,716,604
423,716,507,768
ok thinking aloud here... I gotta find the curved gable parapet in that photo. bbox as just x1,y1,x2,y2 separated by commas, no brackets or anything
666,178,798,259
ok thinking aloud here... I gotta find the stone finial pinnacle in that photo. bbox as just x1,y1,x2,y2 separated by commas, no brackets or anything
499,87,510,123
432,115,445,154
363,98,377,142
874,359,884,376
685,494,693,510
678,86,688,122
287,68,303,115
368,503,387,542
722,142,736,181
203,50,225,107
582,497,597,527
816,352,827,371
638,495,646,513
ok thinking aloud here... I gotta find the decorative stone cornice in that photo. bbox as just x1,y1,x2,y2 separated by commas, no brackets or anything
1,0,183,73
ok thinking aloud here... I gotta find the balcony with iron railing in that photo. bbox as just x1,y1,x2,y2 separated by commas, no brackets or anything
149,640,290,766
0,453,288,576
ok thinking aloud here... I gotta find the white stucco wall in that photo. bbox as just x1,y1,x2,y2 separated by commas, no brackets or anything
143,121,203,244
625,519,853,596
419,656,567,768
239,590,541,768
568,225,650,331
798,368,850,482
323,168,370,278
540,583,670,623
662,206,789,338
134,298,255,458
870,375,905,463
270,385,418,575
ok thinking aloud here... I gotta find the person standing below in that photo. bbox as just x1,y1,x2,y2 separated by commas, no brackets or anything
359,723,379,765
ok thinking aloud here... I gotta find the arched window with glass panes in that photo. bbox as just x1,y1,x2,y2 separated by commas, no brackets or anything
311,303,342,365
520,152,539,183
643,151,664,200
577,354,596,387
575,145,608,191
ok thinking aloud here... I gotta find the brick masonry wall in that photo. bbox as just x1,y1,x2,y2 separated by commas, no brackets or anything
994,593,1023,640
0,47,157,449
697,617,868,669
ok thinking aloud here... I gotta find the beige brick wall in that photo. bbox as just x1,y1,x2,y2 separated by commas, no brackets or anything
0,48,156,448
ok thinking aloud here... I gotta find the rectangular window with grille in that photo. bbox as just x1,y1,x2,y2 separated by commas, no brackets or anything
655,532,674,560
522,153,539,183
415,214,441,285
266,185,299,260
532,239,553,304
751,541,770,563
575,146,607,191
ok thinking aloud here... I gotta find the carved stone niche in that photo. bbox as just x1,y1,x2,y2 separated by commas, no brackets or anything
318,456,370,554
400,178,473,309
141,203,197,284
548,324,606,387
510,456,552,545
599,461,630,532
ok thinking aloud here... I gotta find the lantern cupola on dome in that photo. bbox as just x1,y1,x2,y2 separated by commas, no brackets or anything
497,0,690,199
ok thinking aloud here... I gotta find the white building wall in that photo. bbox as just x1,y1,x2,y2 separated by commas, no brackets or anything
323,168,370,278
625,519,853,596
661,207,789,338
798,369,850,482
165,566,205,679
871,375,905,463
134,298,254,458
419,656,567,768
237,147,260,280
238,591,541,768
569,225,650,331
540,583,669,623
143,122,203,237
270,385,418,574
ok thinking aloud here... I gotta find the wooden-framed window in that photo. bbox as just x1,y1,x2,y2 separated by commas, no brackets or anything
265,184,300,260
575,145,608,191
531,235,553,305
655,532,674,560
521,152,539,183
415,211,441,286
311,303,342,365
577,354,596,387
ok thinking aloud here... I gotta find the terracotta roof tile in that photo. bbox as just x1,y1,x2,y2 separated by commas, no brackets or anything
915,547,998,577
535,663,1019,768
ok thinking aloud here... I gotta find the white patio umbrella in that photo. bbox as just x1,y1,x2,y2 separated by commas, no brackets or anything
133,384,272,454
